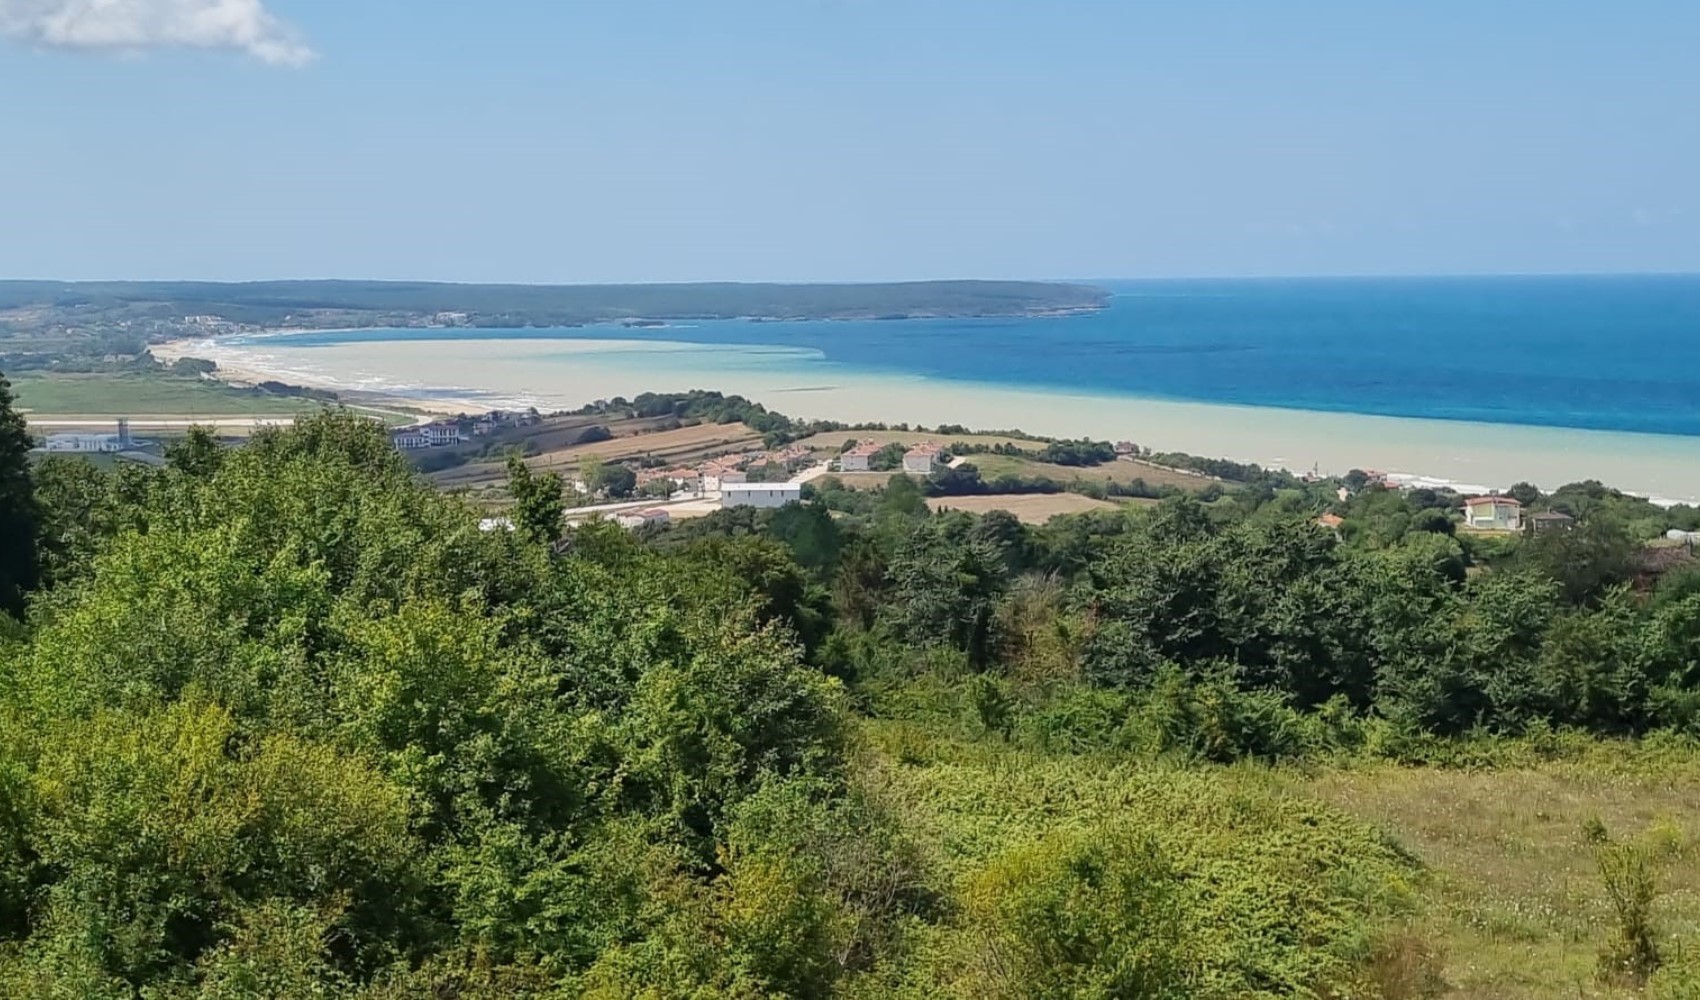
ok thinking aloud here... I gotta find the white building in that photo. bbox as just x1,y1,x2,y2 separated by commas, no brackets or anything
699,464,747,492
902,443,944,474
44,433,123,453
839,441,881,472
1462,496,1522,532
422,422,464,446
721,483,803,509
392,430,430,450
614,508,672,529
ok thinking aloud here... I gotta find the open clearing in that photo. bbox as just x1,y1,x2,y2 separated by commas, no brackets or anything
429,418,764,490
965,452,1221,491
822,455,1218,494
537,421,762,467
927,492,1121,523
1299,759,1700,999
11,372,324,420
792,428,1049,453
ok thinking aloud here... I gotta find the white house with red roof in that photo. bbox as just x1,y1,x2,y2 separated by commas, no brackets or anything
902,442,944,474
839,440,883,472
1463,495,1522,531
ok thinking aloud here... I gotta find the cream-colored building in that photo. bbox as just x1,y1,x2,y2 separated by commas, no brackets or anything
1463,496,1522,531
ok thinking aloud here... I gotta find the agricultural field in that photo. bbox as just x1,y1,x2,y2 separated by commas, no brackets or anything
926,492,1123,523
428,417,764,490
963,451,1221,491
9,371,323,419
823,453,1219,494
791,428,1050,452
537,420,762,468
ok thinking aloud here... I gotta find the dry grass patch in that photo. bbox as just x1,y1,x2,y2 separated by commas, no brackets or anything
430,420,764,489
964,453,1218,492
927,493,1120,524
1300,764,1700,999
792,429,1049,452
540,421,762,466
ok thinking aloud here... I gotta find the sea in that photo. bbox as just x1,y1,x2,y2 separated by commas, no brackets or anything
199,275,1700,501
247,275,1700,439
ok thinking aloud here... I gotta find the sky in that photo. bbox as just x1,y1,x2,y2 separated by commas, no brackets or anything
3,1,1699,284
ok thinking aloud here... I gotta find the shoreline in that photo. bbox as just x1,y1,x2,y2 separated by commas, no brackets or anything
152,337,479,417
153,333,1700,504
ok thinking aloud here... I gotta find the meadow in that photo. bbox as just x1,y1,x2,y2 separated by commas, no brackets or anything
9,371,323,419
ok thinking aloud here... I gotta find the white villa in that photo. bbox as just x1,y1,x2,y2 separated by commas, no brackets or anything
1462,496,1522,532
839,441,882,472
614,508,672,529
902,443,944,474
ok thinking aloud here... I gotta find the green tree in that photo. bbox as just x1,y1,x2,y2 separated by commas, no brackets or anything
0,371,39,617
506,454,565,544
165,426,226,478
879,473,927,518
1521,515,1639,605
886,515,1009,666
599,463,637,499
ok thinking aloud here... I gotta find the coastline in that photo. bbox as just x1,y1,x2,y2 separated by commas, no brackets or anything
153,336,479,417
153,333,1700,504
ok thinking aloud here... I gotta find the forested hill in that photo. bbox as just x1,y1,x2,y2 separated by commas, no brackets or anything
0,279,1108,332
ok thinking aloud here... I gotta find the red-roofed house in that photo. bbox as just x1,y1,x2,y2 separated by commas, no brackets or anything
839,441,883,472
902,443,944,474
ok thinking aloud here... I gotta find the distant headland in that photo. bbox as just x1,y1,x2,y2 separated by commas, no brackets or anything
0,279,1109,341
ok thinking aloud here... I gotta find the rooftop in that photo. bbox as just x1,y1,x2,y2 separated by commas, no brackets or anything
1464,495,1522,507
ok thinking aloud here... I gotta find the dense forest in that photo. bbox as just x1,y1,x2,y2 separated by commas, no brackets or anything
6,371,1700,997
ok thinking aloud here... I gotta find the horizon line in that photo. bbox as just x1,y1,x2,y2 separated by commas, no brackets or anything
3,270,1700,288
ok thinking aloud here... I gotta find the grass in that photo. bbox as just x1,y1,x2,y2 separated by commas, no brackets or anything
1296,758,1700,999
10,371,322,418
960,452,1218,492
428,418,767,490
792,429,1049,452
868,699,1700,998
927,493,1121,524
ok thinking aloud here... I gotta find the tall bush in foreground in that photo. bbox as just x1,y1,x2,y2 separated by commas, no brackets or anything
0,372,39,617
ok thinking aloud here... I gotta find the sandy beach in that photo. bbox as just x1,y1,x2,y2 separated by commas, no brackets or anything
155,334,1700,503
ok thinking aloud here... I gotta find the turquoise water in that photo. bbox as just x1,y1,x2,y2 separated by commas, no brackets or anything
245,275,1700,438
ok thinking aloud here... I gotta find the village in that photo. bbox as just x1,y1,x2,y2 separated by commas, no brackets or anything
390,408,970,529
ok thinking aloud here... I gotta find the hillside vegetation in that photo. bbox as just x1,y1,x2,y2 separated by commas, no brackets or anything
7,375,1700,997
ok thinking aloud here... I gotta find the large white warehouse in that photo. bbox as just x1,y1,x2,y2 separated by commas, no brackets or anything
720,483,803,509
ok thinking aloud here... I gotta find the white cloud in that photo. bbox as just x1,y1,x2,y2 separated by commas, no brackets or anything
0,0,314,66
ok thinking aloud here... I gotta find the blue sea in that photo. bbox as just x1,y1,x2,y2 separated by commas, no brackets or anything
249,275,1700,439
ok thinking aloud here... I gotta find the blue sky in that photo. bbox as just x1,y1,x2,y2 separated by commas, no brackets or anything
3,1,1698,282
